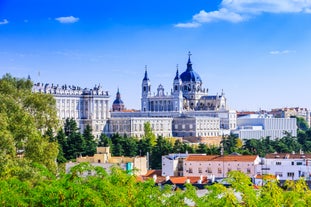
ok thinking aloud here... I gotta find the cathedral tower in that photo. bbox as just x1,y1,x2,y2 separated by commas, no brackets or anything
141,66,151,112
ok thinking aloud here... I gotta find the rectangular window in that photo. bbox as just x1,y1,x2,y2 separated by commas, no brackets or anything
247,168,251,174
276,162,282,165
189,168,193,173
275,172,283,177
297,162,303,165
207,168,212,173
287,172,294,177
218,168,222,174
198,167,202,173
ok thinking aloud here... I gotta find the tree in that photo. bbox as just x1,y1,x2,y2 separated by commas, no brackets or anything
143,122,156,146
98,134,112,147
0,74,59,176
295,116,309,131
197,143,208,153
221,134,239,154
83,125,97,156
150,136,173,169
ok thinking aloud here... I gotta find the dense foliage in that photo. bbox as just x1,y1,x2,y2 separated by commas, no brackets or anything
1,163,311,206
56,118,97,162
0,74,59,178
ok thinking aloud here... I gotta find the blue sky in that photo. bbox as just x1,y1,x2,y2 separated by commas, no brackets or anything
1,0,311,111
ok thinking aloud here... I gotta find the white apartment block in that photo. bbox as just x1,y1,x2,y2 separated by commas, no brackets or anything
257,153,311,181
233,114,297,140
32,83,110,138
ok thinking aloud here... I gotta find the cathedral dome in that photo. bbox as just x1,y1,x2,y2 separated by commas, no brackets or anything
113,99,124,105
112,88,125,112
180,53,202,83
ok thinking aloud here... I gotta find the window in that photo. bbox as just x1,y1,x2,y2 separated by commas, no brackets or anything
228,168,231,172
207,168,212,173
292,162,295,165
287,172,294,177
247,168,251,174
218,168,222,174
189,168,193,173
275,172,283,177
276,162,282,165
297,162,303,166
198,167,202,173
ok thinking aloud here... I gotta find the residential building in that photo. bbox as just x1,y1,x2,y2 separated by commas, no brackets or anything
257,152,311,181
162,153,207,177
183,154,260,178
270,107,310,126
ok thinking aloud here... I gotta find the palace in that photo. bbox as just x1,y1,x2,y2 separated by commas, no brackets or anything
33,53,237,142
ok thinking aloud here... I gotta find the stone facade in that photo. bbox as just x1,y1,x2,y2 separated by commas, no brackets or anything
32,83,110,138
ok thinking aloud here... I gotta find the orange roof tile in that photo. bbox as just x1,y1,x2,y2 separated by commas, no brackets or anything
213,155,258,162
186,155,218,161
186,155,258,162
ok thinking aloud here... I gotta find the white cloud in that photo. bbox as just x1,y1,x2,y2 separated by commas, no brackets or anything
175,0,311,28
222,0,311,14
0,19,9,25
193,8,245,23
55,16,79,24
269,50,296,55
174,22,201,28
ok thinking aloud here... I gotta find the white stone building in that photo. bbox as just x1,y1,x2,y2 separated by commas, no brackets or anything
32,83,110,138
106,117,173,137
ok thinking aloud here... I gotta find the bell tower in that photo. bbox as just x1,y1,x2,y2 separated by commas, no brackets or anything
141,66,151,112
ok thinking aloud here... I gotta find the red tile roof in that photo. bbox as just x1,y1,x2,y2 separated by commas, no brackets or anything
186,155,258,162
186,155,218,161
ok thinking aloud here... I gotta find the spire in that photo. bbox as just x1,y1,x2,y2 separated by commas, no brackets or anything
143,65,149,81
186,51,193,71
174,64,179,80
117,87,121,98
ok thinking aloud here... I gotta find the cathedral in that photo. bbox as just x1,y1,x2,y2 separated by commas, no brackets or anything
141,52,227,113
109,53,237,139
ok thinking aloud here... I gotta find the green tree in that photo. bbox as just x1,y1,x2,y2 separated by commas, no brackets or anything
144,122,156,146
295,116,309,131
0,74,59,176
83,124,97,156
197,143,208,153
150,136,173,169
98,133,112,147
